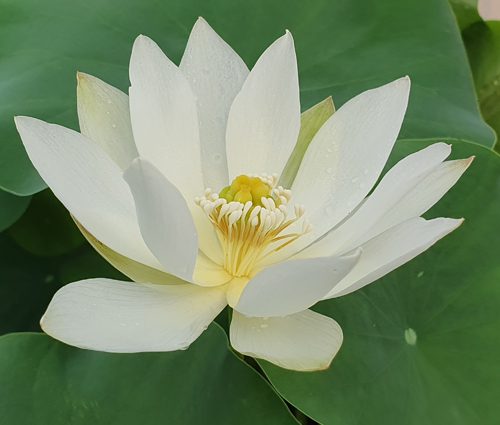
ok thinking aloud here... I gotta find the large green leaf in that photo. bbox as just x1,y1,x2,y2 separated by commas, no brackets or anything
0,233,123,335
449,0,481,30
463,21,500,150
0,329,297,425
0,190,30,232
0,0,493,195
8,190,85,257
258,139,500,425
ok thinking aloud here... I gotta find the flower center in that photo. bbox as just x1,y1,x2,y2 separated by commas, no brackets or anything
195,174,311,278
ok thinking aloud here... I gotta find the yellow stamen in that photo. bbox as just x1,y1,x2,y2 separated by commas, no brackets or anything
195,174,311,278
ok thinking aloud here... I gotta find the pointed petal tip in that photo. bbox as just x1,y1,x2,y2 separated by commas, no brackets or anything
14,115,36,129
133,34,153,48
190,16,219,39
445,217,465,229
396,75,411,88
195,16,208,25
283,29,294,42
76,71,97,89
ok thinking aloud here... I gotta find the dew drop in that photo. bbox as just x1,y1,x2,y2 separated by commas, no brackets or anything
44,274,55,284
111,123,117,129
417,271,424,278
212,153,222,163
404,328,417,346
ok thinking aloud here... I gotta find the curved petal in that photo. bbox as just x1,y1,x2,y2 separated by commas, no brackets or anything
324,217,463,299
76,72,138,170
230,310,343,371
226,31,300,179
124,159,198,281
291,77,410,247
180,17,249,189
14,116,159,269
234,250,360,317
129,35,204,201
193,253,233,287
359,157,473,243
41,279,227,353
299,142,456,258
75,219,185,285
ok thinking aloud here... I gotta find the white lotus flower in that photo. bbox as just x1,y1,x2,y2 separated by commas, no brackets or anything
14,18,472,371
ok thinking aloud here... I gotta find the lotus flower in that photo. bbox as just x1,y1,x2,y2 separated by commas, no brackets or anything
14,18,471,371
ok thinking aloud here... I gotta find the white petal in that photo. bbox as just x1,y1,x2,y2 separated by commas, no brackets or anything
325,217,463,299
124,159,198,281
300,142,455,258
129,35,204,201
76,72,138,170
361,158,473,242
193,253,233,287
234,251,360,317
14,117,159,269
292,77,410,246
41,278,227,352
226,31,300,179
230,310,343,371
180,17,249,189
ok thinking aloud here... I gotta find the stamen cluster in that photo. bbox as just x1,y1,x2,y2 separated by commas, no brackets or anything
195,175,311,277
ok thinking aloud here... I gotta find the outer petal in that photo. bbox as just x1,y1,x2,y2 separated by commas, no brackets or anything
234,251,360,317
129,35,204,201
124,159,198,281
41,278,227,352
226,31,300,179
360,158,473,243
230,310,343,371
180,17,249,189
14,117,159,269
324,217,463,299
76,72,138,170
291,77,410,246
299,143,456,258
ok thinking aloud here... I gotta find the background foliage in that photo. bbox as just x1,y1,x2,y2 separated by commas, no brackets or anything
0,0,498,423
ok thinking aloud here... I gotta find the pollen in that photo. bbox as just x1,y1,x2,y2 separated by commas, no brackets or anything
195,174,311,278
